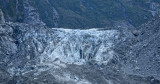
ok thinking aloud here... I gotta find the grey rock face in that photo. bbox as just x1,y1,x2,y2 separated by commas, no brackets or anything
132,12,160,79
115,12,160,80
0,0,46,26
23,0,45,26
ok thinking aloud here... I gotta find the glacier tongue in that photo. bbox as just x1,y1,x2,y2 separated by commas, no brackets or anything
40,28,120,66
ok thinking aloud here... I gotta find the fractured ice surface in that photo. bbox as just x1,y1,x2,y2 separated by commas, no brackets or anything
40,28,120,66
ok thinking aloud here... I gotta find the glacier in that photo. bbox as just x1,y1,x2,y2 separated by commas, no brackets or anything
39,28,120,66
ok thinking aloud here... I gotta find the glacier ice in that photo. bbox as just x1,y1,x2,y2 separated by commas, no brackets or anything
40,28,120,66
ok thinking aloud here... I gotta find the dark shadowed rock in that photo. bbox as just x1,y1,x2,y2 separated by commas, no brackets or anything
0,9,5,24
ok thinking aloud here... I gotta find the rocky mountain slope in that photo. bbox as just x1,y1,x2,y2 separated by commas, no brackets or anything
115,11,160,80
0,6,160,83
0,0,160,28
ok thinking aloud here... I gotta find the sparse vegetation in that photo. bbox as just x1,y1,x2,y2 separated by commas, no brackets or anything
0,0,157,28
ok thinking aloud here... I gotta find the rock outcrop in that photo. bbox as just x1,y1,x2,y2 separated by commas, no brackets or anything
23,0,45,26
0,9,5,24
115,12,160,80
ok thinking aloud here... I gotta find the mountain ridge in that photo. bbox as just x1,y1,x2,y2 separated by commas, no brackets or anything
0,0,159,28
